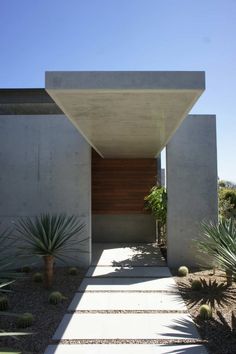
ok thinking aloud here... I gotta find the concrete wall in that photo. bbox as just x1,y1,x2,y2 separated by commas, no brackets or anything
166,114,218,267
93,214,156,243
0,115,91,268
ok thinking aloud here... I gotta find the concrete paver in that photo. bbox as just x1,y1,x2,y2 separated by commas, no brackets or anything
45,344,208,354
68,291,187,311
92,243,166,266
45,244,206,354
78,277,178,292
86,266,172,278
53,313,201,340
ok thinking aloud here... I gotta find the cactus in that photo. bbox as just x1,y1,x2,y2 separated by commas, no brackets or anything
68,267,78,275
0,296,9,311
199,304,212,320
21,265,31,273
17,312,34,328
191,279,202,291
178,266,189,277
49,291,65,305
33,272,43,283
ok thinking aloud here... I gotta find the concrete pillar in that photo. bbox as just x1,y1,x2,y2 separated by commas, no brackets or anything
0,115,91,268
166,115,218,267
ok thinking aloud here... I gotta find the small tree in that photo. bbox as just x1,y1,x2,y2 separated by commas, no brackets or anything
144,186,167,244
14,214,86,288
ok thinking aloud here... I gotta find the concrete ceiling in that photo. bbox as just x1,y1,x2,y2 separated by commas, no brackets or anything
46,71,205,158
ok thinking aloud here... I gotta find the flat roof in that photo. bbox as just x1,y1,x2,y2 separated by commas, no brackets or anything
46,71,205,158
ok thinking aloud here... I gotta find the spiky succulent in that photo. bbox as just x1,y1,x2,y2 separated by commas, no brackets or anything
17,312,34,328
199,304,212,320
49,291,65,305
0,296,9,311
68,267,78,275
178,266,189,277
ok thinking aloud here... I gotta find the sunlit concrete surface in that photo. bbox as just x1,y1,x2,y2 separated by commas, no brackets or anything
46,71,205,158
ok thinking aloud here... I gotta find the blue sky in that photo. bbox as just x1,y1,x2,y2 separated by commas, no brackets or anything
1,0,236,182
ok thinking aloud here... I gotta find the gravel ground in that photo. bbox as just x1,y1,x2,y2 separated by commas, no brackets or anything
173,268,236,354
0,267,86,354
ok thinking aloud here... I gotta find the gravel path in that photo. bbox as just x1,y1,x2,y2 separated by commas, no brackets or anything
0,267,86,354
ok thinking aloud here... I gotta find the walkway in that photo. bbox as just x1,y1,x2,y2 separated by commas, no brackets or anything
45,243,207,354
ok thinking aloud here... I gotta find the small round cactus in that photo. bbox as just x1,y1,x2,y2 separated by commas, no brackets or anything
0,296,9,311
68,267,78,275
33,272,43,283
178,266,189,277
199,304,212,320
17,312,34,328
191,279,202,291
21,265,31,273
49,291,64,305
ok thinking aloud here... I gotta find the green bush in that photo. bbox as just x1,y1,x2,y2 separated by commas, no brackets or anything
33,272,43,283
17,313,34,328
191,279,202,291
68,267,78,275
199,304,212,320
49,291,65,305
178,266,189,277
0,296,9,311
199,218,236,285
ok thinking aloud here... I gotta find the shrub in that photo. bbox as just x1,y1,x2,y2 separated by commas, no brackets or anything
49,291,65,305
199,218,236,285
14,214,86,288
68,267,78,275
21,265,31,273
0,296,9,311
178,266,189,277
33,272,43,283
191,279,202,291
199,304,212,320
17,313,34,328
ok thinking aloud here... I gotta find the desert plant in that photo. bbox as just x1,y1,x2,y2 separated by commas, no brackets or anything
178,266,189,277
191,279,202,291
0,296,9,311
199,304,212,320
0,229,31,349
21,265,31,273
144,186,167,244
17,313,34,328
199,218,236,285
14,214,87,288
32,272,43,283
68,267,78,275
48,291,65,305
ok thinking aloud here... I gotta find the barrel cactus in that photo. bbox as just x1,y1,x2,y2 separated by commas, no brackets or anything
17,312,34,328
199,304,212,320
68,267,78,275
33,272,43,283
21,265,31,273
191,279,202,291
0,296,9,311
49,291,65,305
178,266,189,277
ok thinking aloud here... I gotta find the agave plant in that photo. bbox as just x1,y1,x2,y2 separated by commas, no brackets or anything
198,218,236,285
14,214,86,288
0,229,30,348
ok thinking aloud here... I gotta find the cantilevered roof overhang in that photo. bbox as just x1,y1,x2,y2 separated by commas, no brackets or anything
45,71,205,158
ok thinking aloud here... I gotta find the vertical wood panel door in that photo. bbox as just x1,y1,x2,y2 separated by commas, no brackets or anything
92,150,157,214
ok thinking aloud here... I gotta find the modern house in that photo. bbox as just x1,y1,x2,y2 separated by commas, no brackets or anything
0,71,218,268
